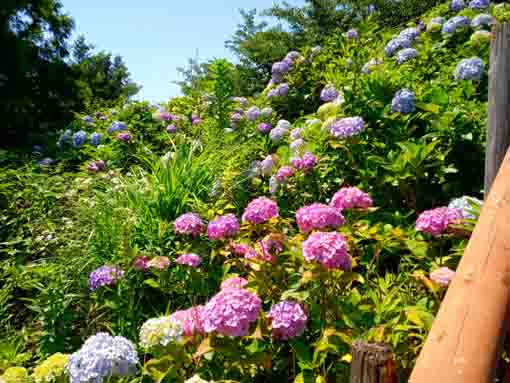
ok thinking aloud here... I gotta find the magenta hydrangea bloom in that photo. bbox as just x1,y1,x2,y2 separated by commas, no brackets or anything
242,197,279,224
303,232,351,270
330,187,373,211
133,256,151,271
231,242,258,258
170,306,205,337
257,238,283,262
293,152,317,171
176,253,202,268
88,266,125,291
268,301,308,340
430,267,456,287
296,203,345,233
258,122,273,134
415,207,462,236
166,125,177,133
175,213,205,237
275,166,295,182
201,288,262,336
221,276,249,290
207,214,240,240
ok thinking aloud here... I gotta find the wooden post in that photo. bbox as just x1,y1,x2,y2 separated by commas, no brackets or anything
409,148,510,383
350,341,398,383
485,23,510,196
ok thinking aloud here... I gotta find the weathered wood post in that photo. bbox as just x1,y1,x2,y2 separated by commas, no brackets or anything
485,23,510,196
350,341,398,383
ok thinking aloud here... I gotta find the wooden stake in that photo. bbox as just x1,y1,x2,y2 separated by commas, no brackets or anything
350,341,398,383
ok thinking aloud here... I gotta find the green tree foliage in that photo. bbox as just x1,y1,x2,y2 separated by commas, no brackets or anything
207,59,234,131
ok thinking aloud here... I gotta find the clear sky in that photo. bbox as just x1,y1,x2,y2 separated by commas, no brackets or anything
62,0,302,103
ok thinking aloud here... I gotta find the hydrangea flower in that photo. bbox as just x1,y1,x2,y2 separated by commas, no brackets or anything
232,97,248,106
269,83,290,98
391,89,416,114
2,367,30,383
221,276,248,290
201,288,262,336
88,266,124,291
242,197,279,224
330,187,373,211
259,155,275,176
184,375,210,383
258,122,272,134
427,17,445,33
176,253,202,268
170,306,205,336
208,214,240,240
108,121,128,133
416,207,463,236
231,242,258,259
148,256,171,270
276,120,291,130
175,212,205,237
32,353,69,383
246,106,261,121
72,131,87,148
139,317,184,348
261,107,273,117
399,27,420,41
166,125,177,133
38,158,54,166
58,129,72,146
320,85,339,102
430,267,456,287
468,0,489,9
471,14,494,29
133,256,151,271
269,127,289,142
67,333,138,383
268,301,308,340
292,152,318,171
285,50,302,63
116,132,131,142
384,37,412,57
361,58,383,74
471,30,491,45
448,196,482,219
290,128,304,140
272,61,290,78
275,166,295,182
303,232,352,270
87,160,106,173
248,237,283,263
345,29,359,40
89,132,103,146
290,139,305,152
396,48,418,65
442,16,471,34
454,57,485,80
330,117,365,139
82,115,94,124
450,0,465,11
296,203,345,233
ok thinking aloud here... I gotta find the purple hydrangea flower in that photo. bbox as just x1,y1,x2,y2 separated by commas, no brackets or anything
416,207,463,236
88,266,124,291
221,276,248,290
296,203,345,233
290,139,305,152
87,160,106,173
290,128,304,140
176,253,202,268
72,131,87,148
294,152,318,171
399,27,420,41
285,51,302,63
274,83,290,97
272,61,291,78
442,16,471,34
269,127,289,143
471,14,494,29
175,212,205,236
391,89,416,114
201,288,262,336
166,125,177,133
116,132,131,142
330,187,373,211
246,106,261,121
454,57,485,80
469,0,490,9
430,267,456,286
191,115,201,125
258,122,272,134
208,214,240,240
268,301,308,340
320,85,339,102
242,197,279,224
82,115,94,124
450,0,466,10
396,48,418,65
345,29,359,40
384,37,413,57
90,132,103,146
275,166,295,182
231,97,248,106
259,155,275,177
303,231,352,270
330,117,365,139
67,333,138,383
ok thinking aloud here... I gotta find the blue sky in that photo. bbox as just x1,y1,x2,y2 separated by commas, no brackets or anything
62,0,302,103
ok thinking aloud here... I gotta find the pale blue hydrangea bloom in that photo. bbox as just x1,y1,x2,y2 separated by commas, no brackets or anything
454,57,485,80
391,89,416,114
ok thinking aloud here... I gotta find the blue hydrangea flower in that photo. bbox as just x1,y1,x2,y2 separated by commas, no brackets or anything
471,14,494,29
330,117,365,139
418,20,426,32
396,48,418,65
391,89,417,114
399,27,420,41
448,196,482,219
320,85,339,102
82,116,94,124
66,333,138,383
58,129,72,146
107,121,128,134
272,61,290,78
269,127,289,143
72,131,87,148
384,37,413,57
285,51,301,62
345,29,359,40
443,16,471,34
454,57,485,80
89,133,103,146
450,0,466,11
469,0,490,9
246,106,261,121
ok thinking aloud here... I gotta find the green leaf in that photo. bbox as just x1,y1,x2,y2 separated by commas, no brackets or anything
405,240,429,258
416,102,440,114
144,278,160,289
143,356,176,383
294,370,314,383
290,338,314,369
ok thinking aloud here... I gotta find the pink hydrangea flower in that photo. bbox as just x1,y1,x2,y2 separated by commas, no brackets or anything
246,238,283,263
296,203,345,233
293,152,317,171
201,288,262,336
330,187,373,211
275,166,295,182
221,276,249,290
176,253,202,268
149,256,171,270
303,232,351,270
170,305,205,336
175,213,205,237
430,267,456,287
416,207,462,236
231,242,257,258
133,256,151,271
207,214,240,240
242,197,279,224
268,300,308,340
